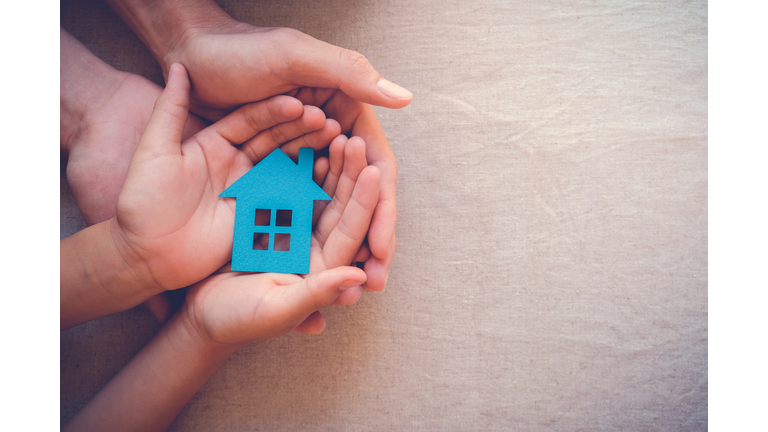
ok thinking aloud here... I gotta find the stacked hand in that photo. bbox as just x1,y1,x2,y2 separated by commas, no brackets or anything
113,63,342,291
62,2,411,428
148,13,408,292
60,63,345,328
66,62,382,337
183,135,379,344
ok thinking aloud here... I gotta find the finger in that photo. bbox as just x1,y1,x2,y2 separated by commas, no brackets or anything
240,105,326,163
362,234,396,292
143,294,173,323
332,285,363,306
321,134,349,198
313,156,330,189
322,166,380,269
313,135,346,224
279,119,342,159
292,311,326,334
280,267,366,320
133,63,190,160
180,111,210,141
353,243,371,264
315,136,368,245
210,95,304,146
281,30,413,109
351,105,398,261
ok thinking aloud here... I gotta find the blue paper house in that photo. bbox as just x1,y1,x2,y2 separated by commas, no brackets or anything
220,148,330,274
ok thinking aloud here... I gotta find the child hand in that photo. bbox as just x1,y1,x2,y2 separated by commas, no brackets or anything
113,63,337,293
179,135,379,344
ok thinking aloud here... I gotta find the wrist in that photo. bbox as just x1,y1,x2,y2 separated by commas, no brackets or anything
175,301,245,358
105,217,166,296
60,28,123,154
60,218,165,329
105,0,235,74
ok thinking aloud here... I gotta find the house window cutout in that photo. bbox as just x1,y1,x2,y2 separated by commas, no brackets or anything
274,233,291,251
276,209,292,227
253,233,269,250
254,209,270,226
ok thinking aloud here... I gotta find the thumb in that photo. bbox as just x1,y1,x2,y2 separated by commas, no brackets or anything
133,63,191,160
279,267,367,324
288,32,413,109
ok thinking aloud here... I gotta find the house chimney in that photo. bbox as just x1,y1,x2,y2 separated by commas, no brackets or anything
298,147,313,177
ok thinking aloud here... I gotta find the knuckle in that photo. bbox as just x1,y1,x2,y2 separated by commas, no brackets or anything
241,107,263,133
272,27,302,43
270,125,290,145
339,49,372,72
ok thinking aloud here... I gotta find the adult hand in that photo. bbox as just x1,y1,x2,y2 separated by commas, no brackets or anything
168,25,404,291
62,27,343,323
162,24,412,120
62,63,345,328
61,27,209,226
288,89,397,292
105,0,408,291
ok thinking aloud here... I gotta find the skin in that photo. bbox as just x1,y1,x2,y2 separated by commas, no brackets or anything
61,27,342,321
63,73,378,431
60,64,347,329
104,0,410,291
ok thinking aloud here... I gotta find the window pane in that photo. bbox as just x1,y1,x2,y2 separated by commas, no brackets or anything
274,233,290,251
254,209,271,226
253,233,268,250
276,209,292,227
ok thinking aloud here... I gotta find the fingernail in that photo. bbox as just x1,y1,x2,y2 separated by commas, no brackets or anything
377,78,413,100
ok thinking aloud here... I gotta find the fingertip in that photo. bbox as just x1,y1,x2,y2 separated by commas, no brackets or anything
272,95,305,122
329,134,348,156
342,136,368,178
165,63,190,95
313,156,330,185
337,266,368,290
376,78,413,108
346,136,366,153
138,63,190,157
331,133,349,146
333,285,363,306
167,62,185,79
360,164,382,185
306,266,367,310
363,234,395,291
353,243,372,263
368,200,397,259
301,105,328,130
362,257,388,292
325,118,342,138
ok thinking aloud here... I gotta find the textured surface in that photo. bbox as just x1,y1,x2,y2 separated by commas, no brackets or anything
61,0,708,430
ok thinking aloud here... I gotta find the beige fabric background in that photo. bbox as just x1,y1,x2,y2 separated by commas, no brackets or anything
60,0,708,430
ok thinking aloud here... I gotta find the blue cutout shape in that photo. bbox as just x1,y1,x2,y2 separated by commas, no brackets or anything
220,148,330,274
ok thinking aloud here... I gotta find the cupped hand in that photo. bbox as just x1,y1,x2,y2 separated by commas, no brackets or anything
114,63,340,292
287,89,397,292
163,21,405,292
163,23,412,121
181,134,380,344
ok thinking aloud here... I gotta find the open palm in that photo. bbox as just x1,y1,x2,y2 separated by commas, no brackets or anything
181,134,380,345
115,64,334,292
287,87,398,292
